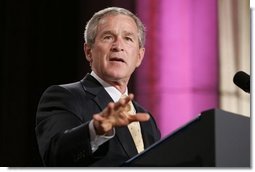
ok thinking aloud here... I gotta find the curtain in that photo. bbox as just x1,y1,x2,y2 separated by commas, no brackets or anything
136,0,219,137
218,0,250,117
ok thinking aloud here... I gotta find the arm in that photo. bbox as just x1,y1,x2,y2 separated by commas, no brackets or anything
36,85,95,166
36,85,151,166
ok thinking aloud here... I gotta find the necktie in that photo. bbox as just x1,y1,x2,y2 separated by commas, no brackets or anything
121,95,144,153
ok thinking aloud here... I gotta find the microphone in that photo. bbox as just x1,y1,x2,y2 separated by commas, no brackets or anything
233,71,250,93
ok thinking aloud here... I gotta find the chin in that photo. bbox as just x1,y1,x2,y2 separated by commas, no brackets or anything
106,72,128,81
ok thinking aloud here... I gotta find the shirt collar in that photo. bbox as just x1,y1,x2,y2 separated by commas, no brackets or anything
90,71,128,102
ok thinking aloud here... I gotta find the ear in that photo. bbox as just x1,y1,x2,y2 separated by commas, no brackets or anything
84,43,93,63
136,48,145,67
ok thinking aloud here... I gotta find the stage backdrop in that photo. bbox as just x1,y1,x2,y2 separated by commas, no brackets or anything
135,0,219,137
135,0,250,137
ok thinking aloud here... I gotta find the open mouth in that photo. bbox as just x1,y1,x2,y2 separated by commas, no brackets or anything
109,57,125,63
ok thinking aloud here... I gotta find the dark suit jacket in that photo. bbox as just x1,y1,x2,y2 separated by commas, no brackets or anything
35,74,161,167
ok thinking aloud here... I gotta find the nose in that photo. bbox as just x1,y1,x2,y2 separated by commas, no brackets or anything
111,37,124,52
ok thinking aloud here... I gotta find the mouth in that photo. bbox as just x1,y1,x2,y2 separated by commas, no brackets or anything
109,57,126,63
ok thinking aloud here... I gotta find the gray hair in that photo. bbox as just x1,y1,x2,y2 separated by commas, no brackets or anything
84,7,146,48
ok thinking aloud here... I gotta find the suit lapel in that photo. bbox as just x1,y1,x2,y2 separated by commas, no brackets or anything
80,74,138,157
115,127,138,158
140,120,154,149
116,101,156,156
80,74,112,110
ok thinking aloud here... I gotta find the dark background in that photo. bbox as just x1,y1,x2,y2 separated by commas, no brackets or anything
0,0,136,166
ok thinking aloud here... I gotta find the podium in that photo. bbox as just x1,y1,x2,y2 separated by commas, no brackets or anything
123,109,250,167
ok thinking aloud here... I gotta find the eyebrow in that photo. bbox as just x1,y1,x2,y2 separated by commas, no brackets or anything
123,31,136,37
101,30,114,36
100,30,136,37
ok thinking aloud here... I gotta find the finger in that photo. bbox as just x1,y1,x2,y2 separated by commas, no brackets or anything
93,117,113,135
127,113,150,122
112,112,130,126
106,102,114,114
117,94,134,107
125,94,134,104
113,99,127,111
128,93,134,100
102,102,115,116
93,114,105,122
111,94,135,115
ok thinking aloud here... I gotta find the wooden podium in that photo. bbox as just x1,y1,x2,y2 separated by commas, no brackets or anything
123,109,250,167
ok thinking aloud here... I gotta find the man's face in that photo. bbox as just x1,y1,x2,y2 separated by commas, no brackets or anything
85,14,145,83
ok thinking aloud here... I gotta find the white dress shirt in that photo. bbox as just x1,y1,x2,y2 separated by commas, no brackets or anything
89,71,128,153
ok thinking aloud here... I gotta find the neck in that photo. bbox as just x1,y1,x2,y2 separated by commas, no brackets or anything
107,79,128,94
91,71,129,94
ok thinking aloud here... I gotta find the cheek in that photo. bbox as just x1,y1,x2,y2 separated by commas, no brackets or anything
91,47,107,62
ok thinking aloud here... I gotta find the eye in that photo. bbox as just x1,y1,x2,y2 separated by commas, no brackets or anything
103,35,113,40
125,36,133,42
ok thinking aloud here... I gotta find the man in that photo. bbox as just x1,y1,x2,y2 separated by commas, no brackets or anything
36,7,161,167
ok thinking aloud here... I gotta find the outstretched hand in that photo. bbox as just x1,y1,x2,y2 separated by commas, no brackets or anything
93,94,150,135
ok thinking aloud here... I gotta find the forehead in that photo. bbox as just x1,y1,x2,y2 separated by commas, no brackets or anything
97,14,138,34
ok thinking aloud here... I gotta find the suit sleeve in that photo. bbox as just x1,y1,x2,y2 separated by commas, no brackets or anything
35,85,96,166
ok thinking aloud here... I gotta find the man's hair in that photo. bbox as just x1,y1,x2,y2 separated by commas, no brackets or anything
84,7,146,48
